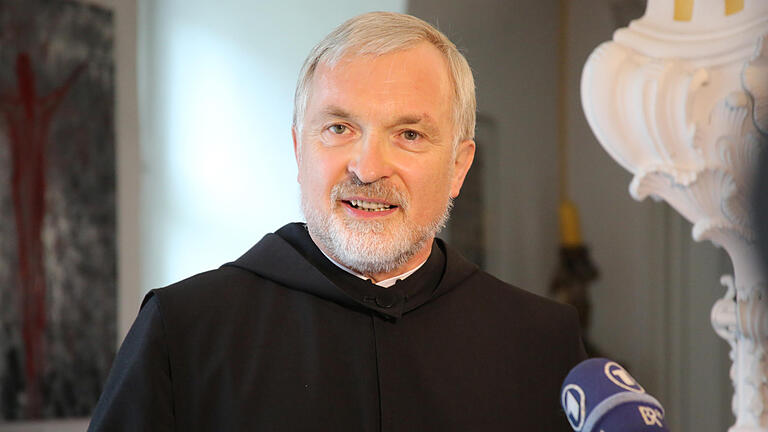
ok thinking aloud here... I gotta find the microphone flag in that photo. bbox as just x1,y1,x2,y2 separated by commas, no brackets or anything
561,358,668,432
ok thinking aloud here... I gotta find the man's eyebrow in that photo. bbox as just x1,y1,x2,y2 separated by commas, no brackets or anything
390,114,440,134
319,106,354,120
392,114,429,125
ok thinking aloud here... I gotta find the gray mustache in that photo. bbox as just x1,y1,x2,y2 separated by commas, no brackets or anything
329,175,409,210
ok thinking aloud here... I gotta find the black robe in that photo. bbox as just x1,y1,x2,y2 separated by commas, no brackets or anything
89,223,586,431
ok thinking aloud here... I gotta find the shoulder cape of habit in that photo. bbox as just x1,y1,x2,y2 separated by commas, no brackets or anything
213,222,479,319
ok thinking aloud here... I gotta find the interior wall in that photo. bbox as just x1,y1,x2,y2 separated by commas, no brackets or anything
408,0,561,295
114,0,140,346
409,0,731,430
137,0,405,302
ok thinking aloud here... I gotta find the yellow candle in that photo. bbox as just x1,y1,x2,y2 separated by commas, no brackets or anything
674,0,694,21
725,0,744,16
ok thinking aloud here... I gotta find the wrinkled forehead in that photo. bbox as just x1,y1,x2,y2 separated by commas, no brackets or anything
306,44,454,122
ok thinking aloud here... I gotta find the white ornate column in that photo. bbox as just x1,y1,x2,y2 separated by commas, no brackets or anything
580,1,768,430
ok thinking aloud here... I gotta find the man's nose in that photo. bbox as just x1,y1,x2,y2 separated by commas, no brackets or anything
347,133,394,183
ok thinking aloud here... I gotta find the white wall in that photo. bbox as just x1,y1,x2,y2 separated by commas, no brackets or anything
137,0,406,306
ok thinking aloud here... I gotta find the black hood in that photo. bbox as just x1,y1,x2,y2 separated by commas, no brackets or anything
223,223,479,319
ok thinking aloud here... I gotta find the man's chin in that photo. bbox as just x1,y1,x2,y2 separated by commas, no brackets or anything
302,201,449,275
316,218,424,274
340,220,389,235
332,236,425,276
336,210,396,234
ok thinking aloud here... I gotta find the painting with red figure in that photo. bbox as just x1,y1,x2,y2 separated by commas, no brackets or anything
0,0,116,422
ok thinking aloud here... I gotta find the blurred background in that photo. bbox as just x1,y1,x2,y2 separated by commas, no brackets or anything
0,0,733,430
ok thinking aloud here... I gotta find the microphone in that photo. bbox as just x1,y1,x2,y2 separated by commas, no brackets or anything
561,358,668,432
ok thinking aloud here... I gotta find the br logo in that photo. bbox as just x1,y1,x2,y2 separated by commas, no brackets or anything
604,361,645,393
562,384,586,431
638,405,664,427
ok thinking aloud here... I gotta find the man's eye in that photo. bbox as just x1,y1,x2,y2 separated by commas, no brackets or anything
402,130,420,141
329,124,347,134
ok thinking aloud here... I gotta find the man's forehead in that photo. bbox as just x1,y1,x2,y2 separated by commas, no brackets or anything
306,44,453,119
314,43,450,85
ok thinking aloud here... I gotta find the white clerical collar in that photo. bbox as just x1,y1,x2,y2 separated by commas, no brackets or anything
319,250,427,288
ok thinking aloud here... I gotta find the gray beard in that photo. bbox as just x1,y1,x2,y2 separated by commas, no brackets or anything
300,179,453,276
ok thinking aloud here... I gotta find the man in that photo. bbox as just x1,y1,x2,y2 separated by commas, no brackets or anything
89,12,586,431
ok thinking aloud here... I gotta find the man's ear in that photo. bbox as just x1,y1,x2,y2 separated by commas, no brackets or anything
292,126,301,183
449,139,476,198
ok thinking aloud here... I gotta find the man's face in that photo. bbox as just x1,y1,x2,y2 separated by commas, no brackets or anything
294,42,474,279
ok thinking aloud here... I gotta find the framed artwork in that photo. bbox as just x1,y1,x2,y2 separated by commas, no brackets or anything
0,0,116,424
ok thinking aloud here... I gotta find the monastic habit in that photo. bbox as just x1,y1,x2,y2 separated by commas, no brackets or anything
89,223,586,431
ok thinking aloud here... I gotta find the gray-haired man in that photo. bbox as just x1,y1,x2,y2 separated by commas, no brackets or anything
89,12,585,431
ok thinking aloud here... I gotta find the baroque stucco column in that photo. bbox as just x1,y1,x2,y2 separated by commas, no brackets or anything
581,0,768,430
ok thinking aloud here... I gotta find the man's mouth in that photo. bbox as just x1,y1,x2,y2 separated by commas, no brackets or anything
342,199,398,212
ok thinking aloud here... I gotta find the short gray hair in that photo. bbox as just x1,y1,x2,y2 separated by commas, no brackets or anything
292,11,476,146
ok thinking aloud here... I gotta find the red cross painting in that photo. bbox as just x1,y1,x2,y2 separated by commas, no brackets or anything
0,0,116,421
